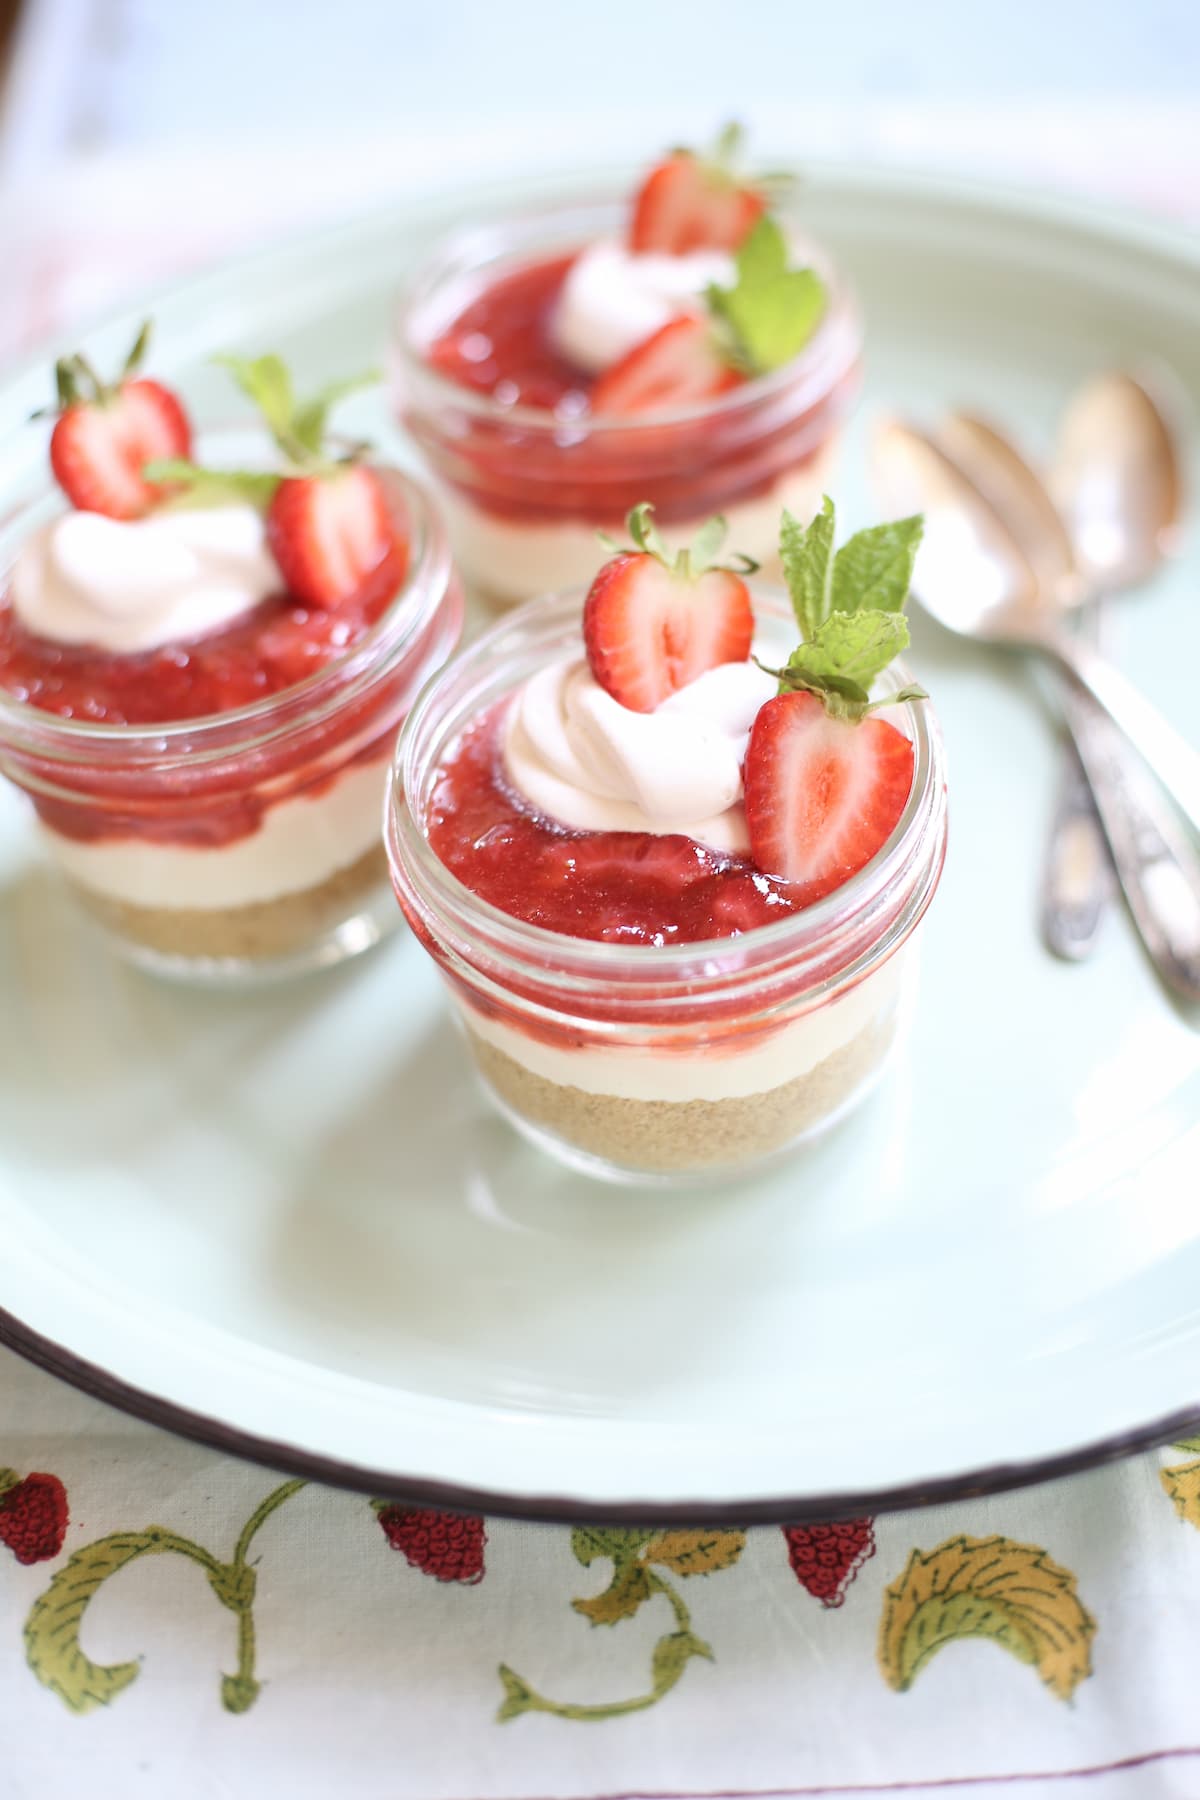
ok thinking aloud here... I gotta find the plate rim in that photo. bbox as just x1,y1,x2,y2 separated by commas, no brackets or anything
4,1304,1199,1523
3,159,1199,1522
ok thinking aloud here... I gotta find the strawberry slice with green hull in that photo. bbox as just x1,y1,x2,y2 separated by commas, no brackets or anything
631,149,766,255
743,690,914,888
267,463,399,610
45,323,191,520
582,506,756,713
589,313,740,418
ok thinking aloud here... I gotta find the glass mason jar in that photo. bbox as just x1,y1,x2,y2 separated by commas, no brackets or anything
0,468,463,984
392,195,863,607
386,589,947,1186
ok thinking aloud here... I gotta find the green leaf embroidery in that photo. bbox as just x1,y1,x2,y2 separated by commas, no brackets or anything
24,1530,182,1713
645,1530,747,1577
220,1673,261,1714
496,1664,538,1722
831,513,925,616
570,1526,656,1568
650,1630,713,1695
572,1557,652,1627
878,1535,1095,1702
781,498,836,639
1172,1437,1200,1455
1161,1458,1200,1528
707,215,826,374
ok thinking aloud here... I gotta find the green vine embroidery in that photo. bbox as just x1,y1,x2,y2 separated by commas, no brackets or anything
497,1526,744,1722
24,1479,305,1715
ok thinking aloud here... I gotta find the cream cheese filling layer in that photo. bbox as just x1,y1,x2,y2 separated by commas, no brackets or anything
443,453,837,604
41,754,391,911
460,945,909,1104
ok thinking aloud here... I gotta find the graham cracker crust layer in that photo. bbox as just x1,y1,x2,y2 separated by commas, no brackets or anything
68,842,389,962
467,1010,895,1176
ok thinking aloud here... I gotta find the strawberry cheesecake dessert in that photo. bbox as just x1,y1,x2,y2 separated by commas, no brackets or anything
394,126,861,606
388,499,946,1181
0,327,462,980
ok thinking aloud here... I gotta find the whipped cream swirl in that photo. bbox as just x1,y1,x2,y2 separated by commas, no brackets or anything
11,504,280,653
553,239,734,375
503,655,777,855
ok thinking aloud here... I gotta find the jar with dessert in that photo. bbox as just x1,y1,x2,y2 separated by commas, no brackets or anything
394,125,862,606
0,328,463,982
387,497,947,1184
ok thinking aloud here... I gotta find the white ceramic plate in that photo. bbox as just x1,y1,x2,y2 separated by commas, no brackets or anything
1,168,1198,1521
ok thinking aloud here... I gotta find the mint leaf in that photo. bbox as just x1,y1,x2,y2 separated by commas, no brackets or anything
292,370,380,456
214,353,296,449
707,216,826,375
831,515,924,616
145,459,279,510
780,497,836,639
783,609,910,703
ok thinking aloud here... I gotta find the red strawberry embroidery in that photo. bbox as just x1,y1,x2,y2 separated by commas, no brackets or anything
783,1518,875,1608
0,1469,69,1565
372,1502,486,1584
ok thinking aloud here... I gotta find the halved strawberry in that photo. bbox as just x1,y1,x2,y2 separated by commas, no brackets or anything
631,151,766,255
266,463,400,610
743,691,914,888
590,314,739,417
583,505,754,712
46,324,191,520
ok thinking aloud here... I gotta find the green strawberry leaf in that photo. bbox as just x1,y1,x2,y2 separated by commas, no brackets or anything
145,458,280,510
831,514,925,616
781,497,836,639
707,215,826,374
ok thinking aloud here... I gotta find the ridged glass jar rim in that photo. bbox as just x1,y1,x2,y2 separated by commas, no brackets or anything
387,587,947,1019
0,461,458,772
392,192,862,437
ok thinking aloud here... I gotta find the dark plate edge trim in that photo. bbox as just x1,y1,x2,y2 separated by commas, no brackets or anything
3,1305,1199,1524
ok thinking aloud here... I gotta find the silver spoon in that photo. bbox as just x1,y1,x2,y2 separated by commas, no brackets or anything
873,418,1200,1004
1044,372,1186,958
933,411,1109,958
935,405,1200,1000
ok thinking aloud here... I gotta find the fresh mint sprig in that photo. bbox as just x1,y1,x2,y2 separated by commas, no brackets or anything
144,354,381,508
762,497,927,723
707,216,826,376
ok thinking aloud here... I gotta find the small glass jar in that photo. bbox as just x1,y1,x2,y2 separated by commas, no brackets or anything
393,196,863,607
0,469,463,984
386,589,947,1185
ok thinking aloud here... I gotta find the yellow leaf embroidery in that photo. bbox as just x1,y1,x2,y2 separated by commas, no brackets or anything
878,1534,1095,1702
646,1530,747,1577
1161,1458,1200,1528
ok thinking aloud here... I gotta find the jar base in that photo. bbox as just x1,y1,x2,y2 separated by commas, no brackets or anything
466,1007,901,1189
66,849,400,987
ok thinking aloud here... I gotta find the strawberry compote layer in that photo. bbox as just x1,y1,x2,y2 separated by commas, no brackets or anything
428,701,845,946
411,251,859,529
0,542,441,854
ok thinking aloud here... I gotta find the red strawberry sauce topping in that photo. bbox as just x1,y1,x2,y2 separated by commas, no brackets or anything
0,546,406,726
426,701,843,946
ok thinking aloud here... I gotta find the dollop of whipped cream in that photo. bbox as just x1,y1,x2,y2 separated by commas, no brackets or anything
503,654,777,855
553,239,734,375
10,505,280,653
